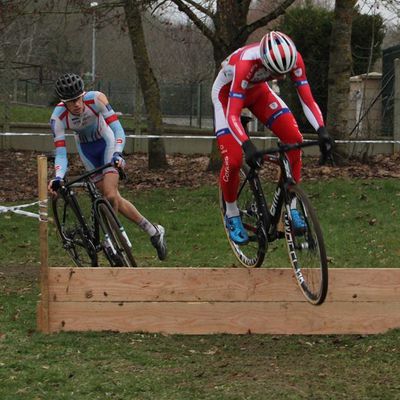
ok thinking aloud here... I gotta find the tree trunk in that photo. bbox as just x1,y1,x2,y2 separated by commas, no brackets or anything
326,0,356,162
124,0,168,169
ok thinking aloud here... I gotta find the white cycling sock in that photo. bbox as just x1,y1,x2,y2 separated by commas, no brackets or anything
225,201,240,218
139,217,157,237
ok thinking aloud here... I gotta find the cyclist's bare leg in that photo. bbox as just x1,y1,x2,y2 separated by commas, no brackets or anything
97,171,166,259
97,172,143,224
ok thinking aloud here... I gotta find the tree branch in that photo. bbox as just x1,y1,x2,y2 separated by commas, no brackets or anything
171,0,214,19
169,0,216,44
239,0,252,16
240,0,297,39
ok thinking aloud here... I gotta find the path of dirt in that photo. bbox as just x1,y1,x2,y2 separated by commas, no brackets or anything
1,150,399,203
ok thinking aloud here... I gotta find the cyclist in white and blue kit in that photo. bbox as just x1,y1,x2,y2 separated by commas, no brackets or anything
48,73,167,260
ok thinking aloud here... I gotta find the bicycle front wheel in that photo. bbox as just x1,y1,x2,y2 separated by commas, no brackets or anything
96,202,137,267
52,194,98,267
219,166,268,268
283,185,328,305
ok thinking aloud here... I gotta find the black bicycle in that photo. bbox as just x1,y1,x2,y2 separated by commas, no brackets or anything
219,125,328,305
52,163,137,268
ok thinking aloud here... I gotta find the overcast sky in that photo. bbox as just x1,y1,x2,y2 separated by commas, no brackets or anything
357,0,399,25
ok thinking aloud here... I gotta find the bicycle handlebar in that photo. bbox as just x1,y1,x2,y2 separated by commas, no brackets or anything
259,140,320,156
65,162,125,187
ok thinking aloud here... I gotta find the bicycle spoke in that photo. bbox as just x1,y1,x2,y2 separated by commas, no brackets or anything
52,194,97,267
96,202,136,268
219,166,267,268
284,187,328,305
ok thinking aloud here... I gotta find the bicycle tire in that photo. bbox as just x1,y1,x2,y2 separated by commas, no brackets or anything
52,194,98,267
219,165,268,268
96,202,137,268
283,185,328,305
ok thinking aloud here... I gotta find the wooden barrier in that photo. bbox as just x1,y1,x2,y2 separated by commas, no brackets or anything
35,155,400,335
37,267,400,334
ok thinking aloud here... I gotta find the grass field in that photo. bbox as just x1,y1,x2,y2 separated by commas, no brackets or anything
1,180,400,399
0,102,144,130
1,179,399,268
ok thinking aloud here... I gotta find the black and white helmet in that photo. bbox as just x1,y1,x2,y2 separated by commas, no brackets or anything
55,73,84,101
259,31,298,75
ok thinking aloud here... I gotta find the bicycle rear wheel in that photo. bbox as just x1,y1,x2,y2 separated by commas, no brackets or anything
283,185,328,305
219,166,268,268
52,194,98,267
96,202,137,267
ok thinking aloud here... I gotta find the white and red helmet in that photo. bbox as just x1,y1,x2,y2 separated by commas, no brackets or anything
259,31,298,74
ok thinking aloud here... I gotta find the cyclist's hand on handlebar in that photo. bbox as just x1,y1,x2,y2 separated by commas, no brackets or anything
242,139,263,169
111,152,126,169
317,127,334,165
48,177,63,195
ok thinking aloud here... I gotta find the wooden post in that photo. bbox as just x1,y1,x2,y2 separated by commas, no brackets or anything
394,58,400,153
37,155,50,333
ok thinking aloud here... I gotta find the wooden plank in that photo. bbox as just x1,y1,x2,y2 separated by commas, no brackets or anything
48,268,400,303
48,267,302,302
328,268,400,302
48,301,400,335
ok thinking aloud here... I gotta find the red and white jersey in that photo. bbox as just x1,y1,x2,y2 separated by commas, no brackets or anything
213,42,324,144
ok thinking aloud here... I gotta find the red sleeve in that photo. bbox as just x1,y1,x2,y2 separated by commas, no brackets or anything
226,60,254,144
289,53,324,131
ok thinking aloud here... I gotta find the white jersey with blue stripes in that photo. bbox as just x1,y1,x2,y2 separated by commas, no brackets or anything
50,91,125,179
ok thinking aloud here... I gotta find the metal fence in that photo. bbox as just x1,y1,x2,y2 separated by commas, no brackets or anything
1,51,399,138
2,75,214,128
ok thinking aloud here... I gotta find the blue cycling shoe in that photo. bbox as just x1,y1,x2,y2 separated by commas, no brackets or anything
225,215,249,245
290,209,307,235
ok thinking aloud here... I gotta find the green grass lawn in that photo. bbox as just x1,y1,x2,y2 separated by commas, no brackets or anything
0,102,143,130
1,179,400,399
1,179,399,268
0,103,52,124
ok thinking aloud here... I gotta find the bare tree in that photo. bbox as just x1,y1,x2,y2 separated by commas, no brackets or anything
2,0,169,169
156,0,297,170
124,0,168,169
326,0,357,163
161,0,297,72
143,15,214,83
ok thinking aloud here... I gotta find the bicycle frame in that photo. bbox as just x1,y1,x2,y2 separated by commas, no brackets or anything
243,140,319,243
57,162,121,253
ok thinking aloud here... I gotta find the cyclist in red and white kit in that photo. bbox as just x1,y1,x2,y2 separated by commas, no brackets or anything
212,31,333,245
